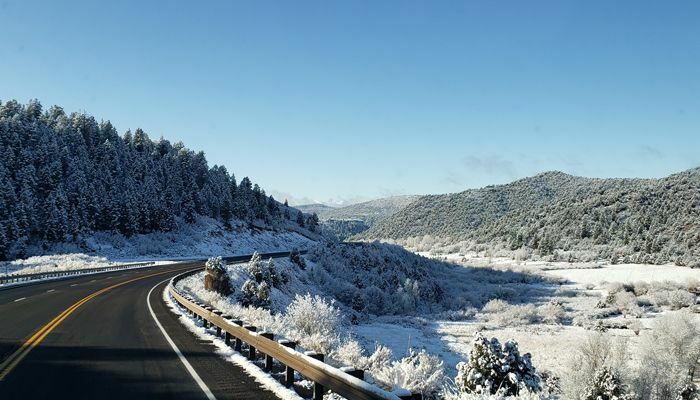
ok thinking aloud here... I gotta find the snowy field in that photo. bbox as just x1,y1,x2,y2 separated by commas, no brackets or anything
411,252,700,372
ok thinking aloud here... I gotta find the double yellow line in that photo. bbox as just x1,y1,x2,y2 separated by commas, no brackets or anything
0,266,193,382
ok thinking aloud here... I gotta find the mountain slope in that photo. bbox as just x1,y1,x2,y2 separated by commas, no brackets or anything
0,99,316,260
358,169,700,266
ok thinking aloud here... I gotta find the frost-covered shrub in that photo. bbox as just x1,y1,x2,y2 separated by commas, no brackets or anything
538,300,566,324
482,299,541,326
203,256,232,296
483,303,540,326
614,291,643,318
482,299,509,314
332,339,368,370
668,290,696,310
633,313,700,399
583,366,633,400
651,289,696,310
561,334,629,399
440,307,479,321
372,349,444,399
366,344,393,373
284,293,342,353
456,334,541,396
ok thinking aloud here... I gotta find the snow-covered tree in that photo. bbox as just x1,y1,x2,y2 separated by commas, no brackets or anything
456,334,541,396
247,252,263,283
256,281,271,308
583,367,633,400
239,279,258,307
289,248,306,269
266,257,280,288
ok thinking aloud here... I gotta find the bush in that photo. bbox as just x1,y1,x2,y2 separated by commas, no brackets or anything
284,293,343,353
583,366,633,400
372,349,444,399
561,333,629,399
482,299,509,314
633,313,700,399
538,300,566,324
332,339,368,370
456,334,541,396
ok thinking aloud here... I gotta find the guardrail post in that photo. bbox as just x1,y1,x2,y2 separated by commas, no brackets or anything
232,320,243,351
259,332,274,371
244,325,257,359
213,310,223,337
222,315,232,345
305,351,325,400
340,367,365,380
279,340,297,387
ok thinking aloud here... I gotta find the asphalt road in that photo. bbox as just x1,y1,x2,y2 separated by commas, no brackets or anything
0,255,288,399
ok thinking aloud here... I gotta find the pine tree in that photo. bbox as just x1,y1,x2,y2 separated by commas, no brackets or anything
240,279,258,307
296,211,305,227
256,281,271,308
583,367,632,400
247,252,263,283
456,334,541,396
308,213,319,232
267,257,280,288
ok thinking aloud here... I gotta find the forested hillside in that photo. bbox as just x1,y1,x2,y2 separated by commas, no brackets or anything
358,170,700,266
0,99,315,260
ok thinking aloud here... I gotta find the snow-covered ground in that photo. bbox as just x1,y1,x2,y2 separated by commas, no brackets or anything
404,251,700,375
2,217,314,277
0,253,175,277
174,243,700,397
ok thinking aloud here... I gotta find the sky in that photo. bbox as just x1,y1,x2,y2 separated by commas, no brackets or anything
1,1,698,206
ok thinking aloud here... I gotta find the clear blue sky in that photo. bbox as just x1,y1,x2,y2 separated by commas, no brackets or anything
1,1,698,205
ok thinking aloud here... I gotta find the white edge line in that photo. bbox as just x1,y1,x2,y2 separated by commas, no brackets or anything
162,287,304,400
147,279,217,400
14,297,26,302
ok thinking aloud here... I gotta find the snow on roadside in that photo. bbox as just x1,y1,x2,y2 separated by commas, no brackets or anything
3,217,315,277
0,253,115,276
16,217,314,261
0,253,174,277
162,287,304,400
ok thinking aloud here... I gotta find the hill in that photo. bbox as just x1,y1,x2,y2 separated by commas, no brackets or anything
357,169,700,266
0,99,317,260
298,195,419,226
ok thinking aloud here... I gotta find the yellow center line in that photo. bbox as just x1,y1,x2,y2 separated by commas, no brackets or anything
0,265,197,381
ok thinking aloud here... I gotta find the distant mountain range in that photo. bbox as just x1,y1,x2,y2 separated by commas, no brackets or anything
297,195,419,226
297,196,419,240
356,169,700,266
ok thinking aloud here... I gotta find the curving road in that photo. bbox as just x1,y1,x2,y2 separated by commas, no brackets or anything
0,254,289,399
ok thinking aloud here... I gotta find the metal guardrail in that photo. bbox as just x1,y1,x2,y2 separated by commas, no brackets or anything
0,261,155,286
169,269,420,400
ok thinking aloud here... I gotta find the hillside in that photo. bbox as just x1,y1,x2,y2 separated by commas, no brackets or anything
298,195,419,226
358,169,700,266
0,99,317,260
